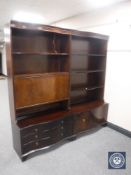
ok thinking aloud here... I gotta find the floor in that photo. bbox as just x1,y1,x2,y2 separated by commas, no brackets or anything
0,111,131,175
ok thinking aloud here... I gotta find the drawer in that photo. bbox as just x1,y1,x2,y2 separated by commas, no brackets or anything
74,112,90,133
21,116,73,150
21,121,61,144
22,138,52,154
21,120,60,136
22,128,62,154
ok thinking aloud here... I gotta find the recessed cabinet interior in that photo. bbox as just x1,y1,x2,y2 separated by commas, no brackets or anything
6,21,109,161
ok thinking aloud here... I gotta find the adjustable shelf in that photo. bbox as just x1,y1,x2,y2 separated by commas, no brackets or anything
72,52,106,57
13,52,69,56
71,69,104,73
14,72,69,78
71,84,104,90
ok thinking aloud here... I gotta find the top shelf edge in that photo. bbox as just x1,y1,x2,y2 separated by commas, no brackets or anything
12,52,69,56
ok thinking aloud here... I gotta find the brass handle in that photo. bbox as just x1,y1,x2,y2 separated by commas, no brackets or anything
82,118,87,122
61,126,64,129
35,142,39,146
35,135,38,138
34,128,38,132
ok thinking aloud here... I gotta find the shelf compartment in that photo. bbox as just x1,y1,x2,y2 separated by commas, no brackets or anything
12,29,70,53
88,55,106,71
17,100,106,128
71,54,88,70
14,73,69,109
89,38,107,55
71,54,105,71
87,72,105,87
13,55,69,74
72,36,89,53
71,87,104,105
71,71,87,86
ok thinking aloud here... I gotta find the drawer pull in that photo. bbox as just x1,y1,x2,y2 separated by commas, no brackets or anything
82,118,87,122
35,135,38,139
61,126,64,129
35,142,39,146
34,128,38,132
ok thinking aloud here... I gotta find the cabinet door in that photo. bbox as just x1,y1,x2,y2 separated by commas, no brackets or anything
74,112,90,134
14,74,69,109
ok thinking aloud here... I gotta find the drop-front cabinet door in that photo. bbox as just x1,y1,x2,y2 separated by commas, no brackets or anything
14,73,69,109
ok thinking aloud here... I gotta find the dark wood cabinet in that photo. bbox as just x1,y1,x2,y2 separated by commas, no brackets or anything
5,21,109,161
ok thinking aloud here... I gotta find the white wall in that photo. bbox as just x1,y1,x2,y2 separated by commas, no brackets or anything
52,1,131,131
0,79,10,123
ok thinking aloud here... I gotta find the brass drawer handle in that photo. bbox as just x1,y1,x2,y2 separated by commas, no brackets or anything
34,128,38,132
82,118,87,122
35,135,38,139
35,142,39,146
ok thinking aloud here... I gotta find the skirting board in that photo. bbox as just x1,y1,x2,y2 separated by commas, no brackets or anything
107,122,131,138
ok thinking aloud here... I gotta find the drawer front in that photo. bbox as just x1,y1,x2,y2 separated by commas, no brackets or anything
21,120,60,144
74,112,90,134
21,116,74,154
22,127,62,154
22,139,52,154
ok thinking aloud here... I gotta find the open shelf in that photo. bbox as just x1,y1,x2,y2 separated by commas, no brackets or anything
13,54,69,74
89,38,107,55
71,87,104,105
17,100,105,128
12,28,70,53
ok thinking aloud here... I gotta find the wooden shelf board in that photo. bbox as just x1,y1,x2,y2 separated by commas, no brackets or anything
71,69,104,73
13,52,69,56
14,72,69,78
71,84,104,90
72,52,105,57
16,98,70,111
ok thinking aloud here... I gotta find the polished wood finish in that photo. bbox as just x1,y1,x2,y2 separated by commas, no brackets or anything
6,21,109,161
14,73,69,109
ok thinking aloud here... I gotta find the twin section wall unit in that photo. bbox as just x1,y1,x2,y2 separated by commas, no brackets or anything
6,21,109,161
